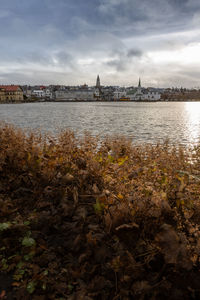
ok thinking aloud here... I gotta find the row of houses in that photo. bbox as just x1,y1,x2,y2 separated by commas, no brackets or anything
3,76,200,103
99,77,161,101
19,76,162,102
52,77,162,101
0,78,163,103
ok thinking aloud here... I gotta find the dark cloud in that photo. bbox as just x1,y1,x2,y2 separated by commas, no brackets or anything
106,48,143,72
127,49,143,58
97,0,200,36
106,59,127,72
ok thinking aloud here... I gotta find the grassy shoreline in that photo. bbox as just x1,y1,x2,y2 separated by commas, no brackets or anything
1,124,200,299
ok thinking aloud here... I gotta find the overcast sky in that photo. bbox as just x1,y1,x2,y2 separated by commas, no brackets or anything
1,0,200,87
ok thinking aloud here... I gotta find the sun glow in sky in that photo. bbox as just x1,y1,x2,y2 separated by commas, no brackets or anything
149,43,200,65
1,0,200,87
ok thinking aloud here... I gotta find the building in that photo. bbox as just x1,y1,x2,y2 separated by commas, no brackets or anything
144,88,161,101
21,85,32,98
130,79,161,101
0,85,24,102
32,90,45,98
0,88,6,102
113,88,127,100
44,88,52,99
55,88,95,101
55,76,105,101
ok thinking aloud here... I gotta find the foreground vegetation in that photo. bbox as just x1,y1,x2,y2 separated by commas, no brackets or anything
1,124,200,299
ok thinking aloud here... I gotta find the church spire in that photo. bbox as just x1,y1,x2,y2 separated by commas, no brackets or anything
96,75,100,88
138,78,141,88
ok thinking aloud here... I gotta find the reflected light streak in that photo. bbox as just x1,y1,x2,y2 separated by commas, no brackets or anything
185,102,200,144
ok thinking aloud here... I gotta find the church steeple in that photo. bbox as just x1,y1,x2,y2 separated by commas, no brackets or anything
96,75,100,88
138,78,141,88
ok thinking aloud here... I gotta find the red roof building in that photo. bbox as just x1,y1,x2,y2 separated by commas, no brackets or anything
0,85,22,92
0,85,24,102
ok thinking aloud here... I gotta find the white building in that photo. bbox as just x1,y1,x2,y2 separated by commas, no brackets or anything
130,79,161,101
44,88,53,99
32,90,45,98
143,89,161,101
113,88,127,100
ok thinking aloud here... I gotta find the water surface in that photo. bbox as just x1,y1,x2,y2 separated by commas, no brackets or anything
0,102,200,145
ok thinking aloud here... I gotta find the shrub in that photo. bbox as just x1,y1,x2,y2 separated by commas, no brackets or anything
0,123,200,299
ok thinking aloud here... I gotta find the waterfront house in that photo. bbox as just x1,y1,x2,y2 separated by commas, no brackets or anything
32,90,45,98
0,87,6,102
0,85,23,102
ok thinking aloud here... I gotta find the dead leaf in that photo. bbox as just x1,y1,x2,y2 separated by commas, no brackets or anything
132,280,150,294
0,291,6,299
73,187,78,205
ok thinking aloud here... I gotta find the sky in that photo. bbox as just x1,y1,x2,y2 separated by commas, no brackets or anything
1,0,200,87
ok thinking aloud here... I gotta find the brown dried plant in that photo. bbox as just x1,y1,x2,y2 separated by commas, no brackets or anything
0,123,200,299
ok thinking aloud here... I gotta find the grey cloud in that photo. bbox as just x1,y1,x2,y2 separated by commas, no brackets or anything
185,0,200,9
56,52,73,65
127,49,143,58
0,0,200,86
20,50,76,70
106,59,127,72
17,52,51,65
0,69,84,85
97,0,200,37
0,9,12,18
68,32,124,57
106,48,143,72
54,51,77,71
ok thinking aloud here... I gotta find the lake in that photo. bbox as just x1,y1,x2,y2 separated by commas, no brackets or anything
0,101,200,145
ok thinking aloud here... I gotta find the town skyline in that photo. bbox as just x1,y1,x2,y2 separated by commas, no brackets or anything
1,0,200,87
1,75,200,89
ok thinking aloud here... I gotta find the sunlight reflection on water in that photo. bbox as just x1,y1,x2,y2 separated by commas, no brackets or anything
185,102,200,145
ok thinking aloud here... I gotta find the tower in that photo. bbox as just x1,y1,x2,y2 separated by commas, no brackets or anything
138,77,142,94
135,77,142,100
138,78,141,88
94,75,101,98
96,75,100,88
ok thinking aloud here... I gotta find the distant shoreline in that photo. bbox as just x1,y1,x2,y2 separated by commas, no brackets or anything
1,99,200,104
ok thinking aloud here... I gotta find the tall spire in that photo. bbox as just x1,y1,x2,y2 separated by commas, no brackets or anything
138,78,141,88
96,75,100,88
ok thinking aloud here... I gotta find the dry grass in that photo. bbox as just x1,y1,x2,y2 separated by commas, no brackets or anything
1,123,200,299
